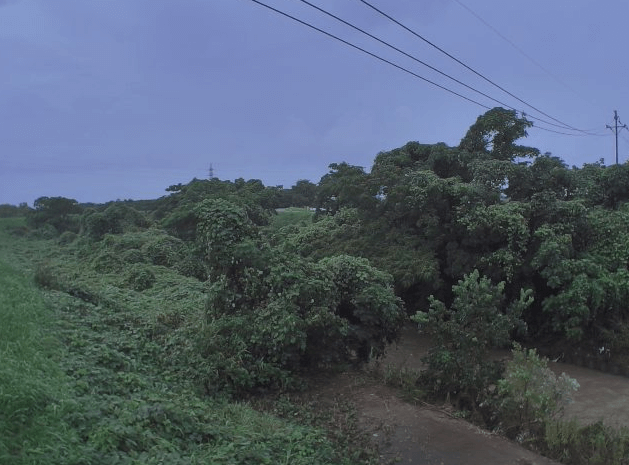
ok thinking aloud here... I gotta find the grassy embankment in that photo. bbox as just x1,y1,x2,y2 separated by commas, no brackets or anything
0,216,371,465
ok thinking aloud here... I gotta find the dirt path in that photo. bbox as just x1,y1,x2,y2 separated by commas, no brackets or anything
308,326,629,464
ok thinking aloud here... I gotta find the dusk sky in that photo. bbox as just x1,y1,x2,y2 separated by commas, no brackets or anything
2,0,628,206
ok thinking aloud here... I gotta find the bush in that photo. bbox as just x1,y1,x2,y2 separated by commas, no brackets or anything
81,204,149,240
81,210,110,240
497,343,579,438
30,222,59,239
121,248,146,264
27,196,82,233
413,270,532,400
544,420,629,465
58,230,77,245
200,254,405,395
124,265,156,291
142,234,184,267
92,250,124,273
33,262,59,289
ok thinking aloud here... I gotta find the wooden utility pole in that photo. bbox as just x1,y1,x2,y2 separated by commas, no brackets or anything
606,110,627,164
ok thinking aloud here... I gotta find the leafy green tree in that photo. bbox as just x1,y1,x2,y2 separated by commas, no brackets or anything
0,203,30,218
413,270,532,400
290,179,318,207
196,198,405,394
456,201,530,283
498,343,579,436
317,163,374,214
81,203,149,240
506,153,573,201
459,107,539,162
28,196,82,233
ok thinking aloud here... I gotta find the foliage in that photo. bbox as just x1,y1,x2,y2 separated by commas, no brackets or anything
201,252,404,394
195,199,404,394
317,163,375,213
288,179,319,208
58,230,78,245
459,107,539,162
27,196,82,233
0,260,73,464
141,232,184,267
0,218,367,464
543,420,629,465
497,343,579,437
0,203,30,218
413,270,531,399
81,203,149,240
124,264,156,291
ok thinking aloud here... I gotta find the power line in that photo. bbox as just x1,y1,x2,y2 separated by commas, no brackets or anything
248,0,602,139
248,0,491,109
356,0,595,135
294,0,582,133
452,0,589,104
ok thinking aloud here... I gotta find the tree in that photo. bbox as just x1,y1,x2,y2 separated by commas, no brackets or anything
290,179,318,207
317,163,374,213
459,107,539,162
27,196,82,232
498,344,579,437
506,153,573,201
413,270,532,401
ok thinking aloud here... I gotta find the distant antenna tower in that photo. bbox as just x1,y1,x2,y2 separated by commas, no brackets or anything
208,163,215,179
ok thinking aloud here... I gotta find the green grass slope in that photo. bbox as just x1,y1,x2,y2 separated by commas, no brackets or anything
0,218,367,464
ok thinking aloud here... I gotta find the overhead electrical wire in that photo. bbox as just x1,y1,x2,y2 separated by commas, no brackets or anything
247,0,604,139
356,0,598,135
248,0,492,110
294,0,581,133
451,0,590,103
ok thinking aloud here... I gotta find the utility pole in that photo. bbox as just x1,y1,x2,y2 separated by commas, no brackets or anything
209,163,214,180
606,110,628,164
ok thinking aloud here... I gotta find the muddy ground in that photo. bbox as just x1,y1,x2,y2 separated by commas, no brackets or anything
306,326,629,464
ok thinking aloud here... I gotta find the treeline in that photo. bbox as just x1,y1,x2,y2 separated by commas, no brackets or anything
18,107,629,376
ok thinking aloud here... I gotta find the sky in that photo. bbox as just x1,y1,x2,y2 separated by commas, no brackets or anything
1,0,628,206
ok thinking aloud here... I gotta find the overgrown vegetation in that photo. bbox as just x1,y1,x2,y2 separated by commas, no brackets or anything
6,107,629,463
0,218,376,464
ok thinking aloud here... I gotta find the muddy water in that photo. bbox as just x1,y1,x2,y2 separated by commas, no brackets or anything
378,325,629,429
549,361,629,428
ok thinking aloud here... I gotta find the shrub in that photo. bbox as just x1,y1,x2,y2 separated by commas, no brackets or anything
33,262,58,289
58,230,77,245
544,420,629,465
124,265,156,291
81,210,110,240
413,270,532,400
81,204,149,240
141,234,184,267
497,343,579,437
30,222,59,239
92,250,124,273
27,196,82,233
121,248,146,264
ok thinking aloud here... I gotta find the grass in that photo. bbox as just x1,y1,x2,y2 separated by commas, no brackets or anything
270,207,314,230
0,217,365,464
0,259,74,464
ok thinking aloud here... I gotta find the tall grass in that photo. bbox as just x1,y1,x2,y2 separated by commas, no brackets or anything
0,260,73,464
0,217,367,464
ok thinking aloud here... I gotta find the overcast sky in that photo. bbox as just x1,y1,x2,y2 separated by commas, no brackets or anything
2,0,628,205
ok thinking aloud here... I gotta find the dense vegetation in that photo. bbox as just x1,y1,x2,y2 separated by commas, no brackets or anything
5,107,629,463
